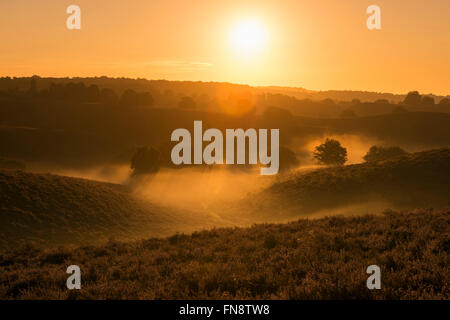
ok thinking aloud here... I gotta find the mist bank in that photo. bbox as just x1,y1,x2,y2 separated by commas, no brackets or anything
1,148,449,249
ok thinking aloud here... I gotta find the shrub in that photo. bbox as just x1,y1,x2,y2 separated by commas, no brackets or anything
313,138,347,166
363,146,408,162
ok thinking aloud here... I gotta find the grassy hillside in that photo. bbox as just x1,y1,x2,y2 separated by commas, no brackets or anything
0,208,447,299
0,170,225,249
253,149,450,218
1,149,449,248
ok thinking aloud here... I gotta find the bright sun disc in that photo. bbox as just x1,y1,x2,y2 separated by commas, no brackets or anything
230,20,267,56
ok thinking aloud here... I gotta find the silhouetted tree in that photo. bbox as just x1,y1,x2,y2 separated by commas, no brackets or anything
86,84,100,102
363,145,408,162
178,96,196,109
313,138,347,166
66,82,86,101
421,96,435,106
439,98,450,105
137,92,154,106
403,91,421,106
28,75,39,96
121,89,139,107
375,99,389,104
131,146,160,175
100,88,119,105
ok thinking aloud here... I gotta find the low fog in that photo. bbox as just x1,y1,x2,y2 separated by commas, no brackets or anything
23,132,436,236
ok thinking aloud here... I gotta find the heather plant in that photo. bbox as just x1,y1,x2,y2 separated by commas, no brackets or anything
0,209,447,299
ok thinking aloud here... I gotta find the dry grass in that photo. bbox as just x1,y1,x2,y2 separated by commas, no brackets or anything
0,169,224,248
0,208,448,300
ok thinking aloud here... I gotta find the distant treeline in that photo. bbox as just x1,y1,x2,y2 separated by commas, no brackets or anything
0,76,450,168
1,76,449,118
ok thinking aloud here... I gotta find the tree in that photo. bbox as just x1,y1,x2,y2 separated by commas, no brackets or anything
438,98,450,105
28,76,39,96
100,88,118,105
363,145,408,162
137,92,154,106
178,96,196,109
120,89,139,107
403,91,421,106
130,146,160,175
421,96,435,106
313,138,347,166
86,84,100,102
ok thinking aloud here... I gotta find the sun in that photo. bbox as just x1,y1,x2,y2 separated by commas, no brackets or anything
230,20,267,57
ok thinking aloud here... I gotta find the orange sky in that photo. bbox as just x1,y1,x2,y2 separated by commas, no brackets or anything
0,0,449,95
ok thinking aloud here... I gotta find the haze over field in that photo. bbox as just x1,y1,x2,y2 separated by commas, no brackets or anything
0,0,449,300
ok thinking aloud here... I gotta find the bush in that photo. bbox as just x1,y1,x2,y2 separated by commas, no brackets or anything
363,146,408,162
313,138,347,166
178,96,196,109
403,91,421,106
438,98,450,105
421,96,435,106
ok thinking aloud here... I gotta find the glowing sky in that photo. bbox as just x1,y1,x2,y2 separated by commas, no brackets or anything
0,0,449,94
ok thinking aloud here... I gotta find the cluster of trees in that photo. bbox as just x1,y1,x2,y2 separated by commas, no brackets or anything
1,77,449,120
43,82,154,107
129,145,299,176
403,91,450,106
0,77,155,107
313,139,348,166
130,139,408,176
313,139,408,166
362,146,408,162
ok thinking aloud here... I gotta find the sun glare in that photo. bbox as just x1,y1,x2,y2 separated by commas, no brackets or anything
230,20,267,57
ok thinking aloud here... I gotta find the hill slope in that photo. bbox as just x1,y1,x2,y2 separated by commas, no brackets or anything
252,149,450,218
0,170,226,248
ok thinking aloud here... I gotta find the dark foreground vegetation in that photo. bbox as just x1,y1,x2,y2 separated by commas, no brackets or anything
0,208,448,299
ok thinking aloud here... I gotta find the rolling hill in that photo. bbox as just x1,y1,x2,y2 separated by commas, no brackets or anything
0,170,228,249
1,148,449,250
252,148,450,218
